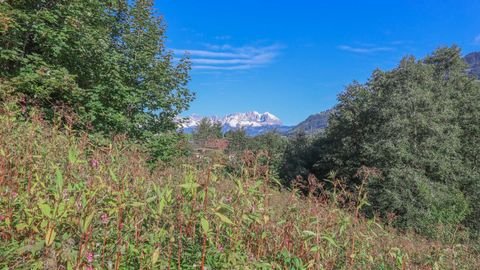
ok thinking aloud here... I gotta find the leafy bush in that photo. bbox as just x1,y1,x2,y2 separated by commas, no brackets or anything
0,0,193,142
367,167,470,239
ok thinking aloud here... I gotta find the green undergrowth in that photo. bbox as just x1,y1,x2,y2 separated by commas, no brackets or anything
0,112,479,269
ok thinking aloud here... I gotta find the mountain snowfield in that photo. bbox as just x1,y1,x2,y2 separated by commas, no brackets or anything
182,111,282,128
179,111,291,136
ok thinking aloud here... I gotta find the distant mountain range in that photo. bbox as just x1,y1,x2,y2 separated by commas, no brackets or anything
180,110,332,136
465,52,480,79
180,111,291,136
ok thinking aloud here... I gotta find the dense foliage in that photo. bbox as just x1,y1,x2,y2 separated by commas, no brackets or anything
1,0,480,267
190,122,288,179
281,47,480,239
192,118,224,143
1,109,479,269
0,0,193,146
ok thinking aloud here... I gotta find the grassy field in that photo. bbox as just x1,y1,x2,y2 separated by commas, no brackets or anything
0,111,479,269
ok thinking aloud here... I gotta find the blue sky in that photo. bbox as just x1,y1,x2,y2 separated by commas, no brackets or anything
156,0,480,125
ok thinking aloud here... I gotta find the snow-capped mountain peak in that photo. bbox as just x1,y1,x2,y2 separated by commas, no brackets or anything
222,111,282,128
179,111,283,130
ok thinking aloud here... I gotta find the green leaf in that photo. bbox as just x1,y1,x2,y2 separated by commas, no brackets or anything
200,217,209,235
158,199,166,216
234,178,244,195
131,202,145,207
109,168,118,183
38,203,52,219
321,235,338,248
81,212,95,233
215,212,234,226
55,168,64,192
68,148,77,164
146,196,157,203
15,223,28,231
302,230,316,237
179,183,201,190
17,240,45,255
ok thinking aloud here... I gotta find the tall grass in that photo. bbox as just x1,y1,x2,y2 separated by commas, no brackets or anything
0,110,479,269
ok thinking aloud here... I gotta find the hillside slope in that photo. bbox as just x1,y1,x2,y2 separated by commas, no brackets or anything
289,109,333,135
465,51,480,79
1,111,479,269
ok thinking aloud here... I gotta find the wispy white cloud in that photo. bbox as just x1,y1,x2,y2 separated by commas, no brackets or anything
338,45,394,54
173,43,283,71
193,65,253,70
474,34,480,45
172,49,248,59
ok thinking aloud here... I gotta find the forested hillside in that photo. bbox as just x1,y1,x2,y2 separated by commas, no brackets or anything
465,52,480,79
288,109,332,135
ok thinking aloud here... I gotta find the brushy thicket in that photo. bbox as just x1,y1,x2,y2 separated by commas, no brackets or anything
1,109,479,269
281,47,480,240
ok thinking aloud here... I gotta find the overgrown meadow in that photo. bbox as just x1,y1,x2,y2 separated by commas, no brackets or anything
2,1,480,269
1,110,479,269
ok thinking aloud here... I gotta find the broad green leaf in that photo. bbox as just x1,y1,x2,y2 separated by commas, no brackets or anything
200,217,209,234
215,212,234,226
38,203,52,219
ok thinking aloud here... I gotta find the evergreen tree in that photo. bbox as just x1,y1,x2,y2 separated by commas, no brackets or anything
225,128,249,153
192,118,223,143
